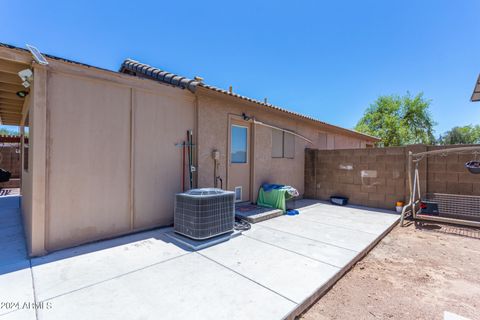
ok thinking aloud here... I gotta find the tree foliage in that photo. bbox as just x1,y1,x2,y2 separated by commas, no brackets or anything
0,127,19,136
437,125,480,145
355,92,436,146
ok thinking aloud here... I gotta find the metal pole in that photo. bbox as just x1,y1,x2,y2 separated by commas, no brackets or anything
408,151,413,207
401,151,413,226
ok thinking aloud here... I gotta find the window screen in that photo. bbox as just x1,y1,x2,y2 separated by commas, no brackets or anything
231,125,248,163
272,129,283,158
235,186,242,202
271,129,295,159
283,132,295,158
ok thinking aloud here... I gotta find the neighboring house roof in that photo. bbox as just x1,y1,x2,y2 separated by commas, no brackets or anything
471,74,480,102
120,59,380,142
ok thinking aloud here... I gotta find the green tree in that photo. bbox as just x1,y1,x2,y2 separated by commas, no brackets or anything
437,125,480,145
355,92,436,146
0,127,19,136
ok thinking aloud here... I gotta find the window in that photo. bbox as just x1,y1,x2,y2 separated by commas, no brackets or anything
231,125,248,163
283,132,295,158
272,129,295,159
272,129,283,158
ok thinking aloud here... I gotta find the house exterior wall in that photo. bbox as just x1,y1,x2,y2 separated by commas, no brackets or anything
21,65,48,256
20,90,34,255
132,88,195,230
24,60,195,254
196,89,371,201
46,72,132,251
17,51,372,255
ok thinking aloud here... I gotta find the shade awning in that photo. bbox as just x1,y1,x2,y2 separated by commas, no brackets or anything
0,58,29,125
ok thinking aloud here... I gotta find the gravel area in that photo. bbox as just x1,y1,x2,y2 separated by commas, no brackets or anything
300,222,480,320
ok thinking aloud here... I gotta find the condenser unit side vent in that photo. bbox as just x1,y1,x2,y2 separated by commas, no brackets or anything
234,186,242,202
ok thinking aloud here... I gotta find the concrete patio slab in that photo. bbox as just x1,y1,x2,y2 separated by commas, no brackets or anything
199,235,340,303
244,224,357,268
32,229,189,301
164,229,242,250
36,253,295,320
297,205,399,234
0,200,399,320
0,309,36,320
0,198,35,320
301,202,398,222
258,214,381,251
0,268,35,319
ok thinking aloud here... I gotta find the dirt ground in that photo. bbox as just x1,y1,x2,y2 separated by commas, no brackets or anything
301,222,480,320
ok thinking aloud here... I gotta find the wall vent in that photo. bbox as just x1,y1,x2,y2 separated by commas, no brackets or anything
234,186,242,202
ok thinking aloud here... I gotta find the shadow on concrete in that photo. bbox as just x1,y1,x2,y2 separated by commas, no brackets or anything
0,195,191,276
0,195,30,275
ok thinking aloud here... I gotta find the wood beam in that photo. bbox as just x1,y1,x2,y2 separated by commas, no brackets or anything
0,118,21,123
0,115,22,120
2,112,21,116
20,94,30,127
0,98,23,108
0,99,23,106
0,59,29,75
0,117,22,123
1,119,21,125
0,91,23,101
0,103,23,111
0,109,22,115
0,46,32,65
0,72,22,85
0,82,25,93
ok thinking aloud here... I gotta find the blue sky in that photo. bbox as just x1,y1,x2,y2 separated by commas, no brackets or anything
2,0,480,135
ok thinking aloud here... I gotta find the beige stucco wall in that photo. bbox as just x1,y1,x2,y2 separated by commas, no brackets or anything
132,88,195,230
20,53,372,255
46,73,132,251
24,60,196,254
196,90,371,201
21,65,48,257
20,94,33,254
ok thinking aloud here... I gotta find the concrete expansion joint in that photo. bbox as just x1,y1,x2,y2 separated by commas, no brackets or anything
195,250,298,305
36,252,192,303
29,258,40,320
242,233,342,269
256,224,359,253
294,216,380,236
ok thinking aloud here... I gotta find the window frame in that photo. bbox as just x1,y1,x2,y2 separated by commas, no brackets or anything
230,124,249,164
271,129,295,159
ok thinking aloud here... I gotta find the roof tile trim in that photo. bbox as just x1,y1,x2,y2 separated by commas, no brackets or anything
121,58,379,141
1,42,377,141
121,59,200,92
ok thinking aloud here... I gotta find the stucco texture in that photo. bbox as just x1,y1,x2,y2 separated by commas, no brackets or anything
196,91,369,202
24,62,195,254
20,54,370,255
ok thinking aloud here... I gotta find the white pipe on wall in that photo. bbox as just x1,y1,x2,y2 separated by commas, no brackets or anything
252,119,313,144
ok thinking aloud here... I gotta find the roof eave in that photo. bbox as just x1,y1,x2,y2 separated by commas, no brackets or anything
471,74,480,102
195,86,380,142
